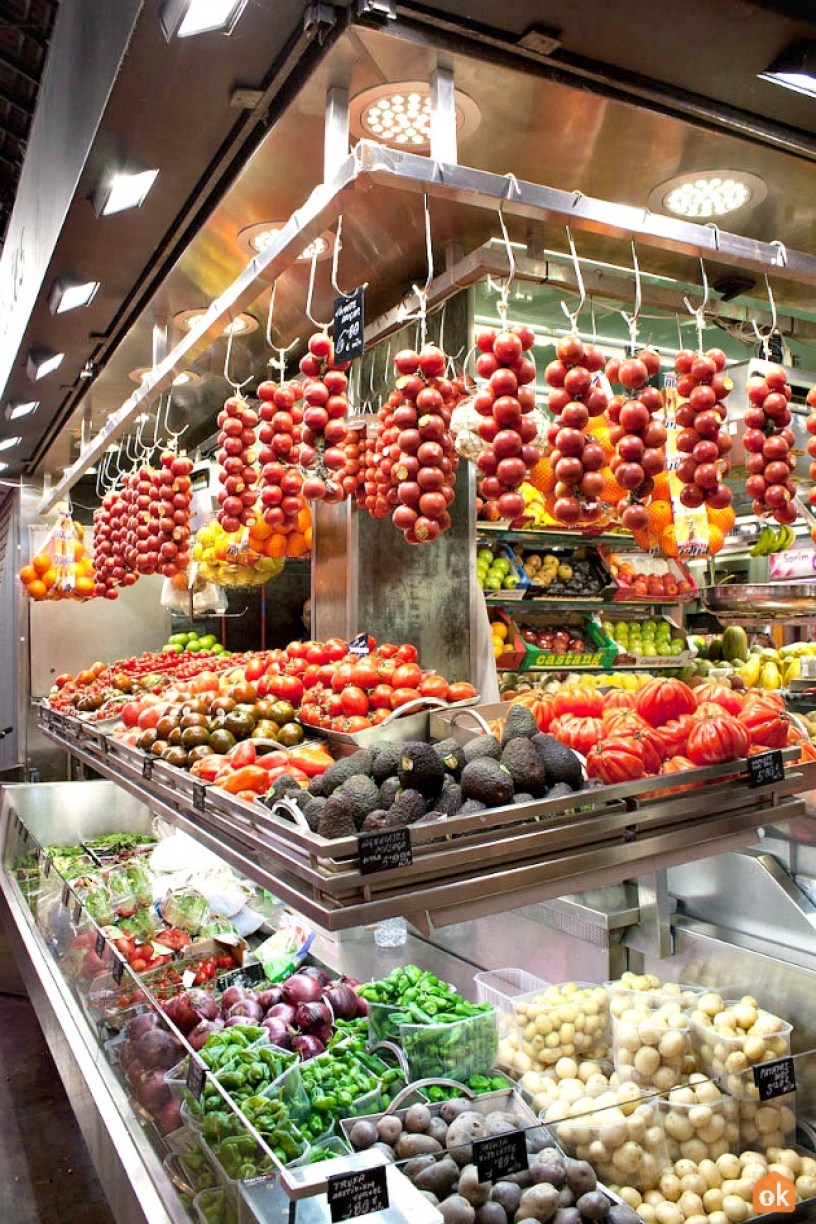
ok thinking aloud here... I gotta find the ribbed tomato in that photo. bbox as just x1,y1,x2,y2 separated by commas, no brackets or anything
692,682,744,716
737,694,788,748
585,735,646,784
661,755,696,774
652,714,694,758
601,707,648,733
550,714,603,756
635,677,697,727
552,684,604,719
603,689,638,710
510,691,555,732
686,714,750,766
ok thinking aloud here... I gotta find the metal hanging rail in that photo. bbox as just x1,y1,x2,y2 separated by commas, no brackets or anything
40,139,816,514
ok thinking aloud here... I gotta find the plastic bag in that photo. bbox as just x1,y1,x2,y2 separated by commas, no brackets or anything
160,570,228,614
192,520,285,588
21,514,96,601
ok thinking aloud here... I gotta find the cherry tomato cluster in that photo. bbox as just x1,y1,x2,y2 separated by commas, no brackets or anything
359,394,401,520
742,364,797,524
152,452,193,578
216,395,259,532
388,345,459,544
122,468,154,578
605,347,666,532
673,348,734,512
93,487,133,599
298,332,351,504
474,324,539,522
339,424,363,502
541,334,610,526
257,379,306,530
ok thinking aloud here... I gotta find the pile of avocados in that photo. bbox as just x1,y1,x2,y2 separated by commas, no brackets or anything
264,704,588,839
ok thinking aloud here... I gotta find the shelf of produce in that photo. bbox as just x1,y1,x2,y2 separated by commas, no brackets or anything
39,708,814,935
485,596,679,610
476,525,638,549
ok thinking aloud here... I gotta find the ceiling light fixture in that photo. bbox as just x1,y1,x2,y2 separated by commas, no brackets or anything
172,308,259,336
91,169,159,217
0,436,21,452
759,40,816,99
48,277,101,314
128,366,202,386
349,81,480,151
4,401,38,421
26,348,64,381
160,0,248,39
236,222,336,262
650,170,767,219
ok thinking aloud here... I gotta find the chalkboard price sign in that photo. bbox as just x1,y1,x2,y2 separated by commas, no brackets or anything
747,750,784,788
61,882,70,908
142,754,153,781
72,899,83,926
333,286,365,363
474,1130,529,1182
358,827,413,875
217,962,267,993
327,1165,389,1222
95,931,106,958
187,1057,206,1101
192,782,206,812
111,956,125,985
753,1056,796,1101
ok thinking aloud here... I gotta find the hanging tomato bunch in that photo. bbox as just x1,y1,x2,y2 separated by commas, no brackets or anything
298,332,351,504
673,347,734,512
473,325,539,522
93,489,130,598
539,334,608,526
257,379,306,531
743,363,797,525
604,347,667,533
152,453,194,578
359,399,395,520
216,396,260,532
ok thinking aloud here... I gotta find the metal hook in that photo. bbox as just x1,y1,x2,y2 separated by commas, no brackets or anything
770,239,788,268
559,226,586,333
495,206,515,322
751,273,779,360
305,245,333,332
264,282,297,379
683,258,709,353
163,389,189,449
618,241,642,350
408,193,434,347
223,327,253,395
704,222,721,251
331,215,367,301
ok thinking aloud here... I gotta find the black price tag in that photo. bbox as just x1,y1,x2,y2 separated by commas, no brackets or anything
216,961,267,993
747,750,784,788
333,286,365,364
95,931,106,958
474,1130,529,1182
328,1165,389,1222
43,855,52,878
72,899,82,925
347,632,370,658
142,755,153,781
358,827,413,875
753,1056,796,1100
111,956,124,985
186,1057,206,1101
101,736,109,755
192,782,206,812
61,882,70,908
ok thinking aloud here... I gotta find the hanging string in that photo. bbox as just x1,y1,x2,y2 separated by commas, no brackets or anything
683,258,710,354
559,226,587,333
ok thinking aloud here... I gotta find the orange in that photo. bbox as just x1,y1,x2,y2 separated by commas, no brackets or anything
632,526,659,551
588,424,616,460
73,521,84,541
248,520,273,542
264,535,286,559
296,507,311,533
706,505,736,534
601,470,627,504
303,526,312,549
647,499,673,537
74,575,95,596
19,565,36,585
707,524,725,555
27,579,47,600
529,456,555,494
72,540,87,562
32,552,52,576
651,471,671,501
286,531,310,559
40,568,58,590
659,524,679,558
79,557,95,577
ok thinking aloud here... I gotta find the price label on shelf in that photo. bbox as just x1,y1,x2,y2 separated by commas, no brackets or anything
333,286,365,364
753,1056,796,1101
747,750,784,788
327,1165,388,1222
111,956,124,986
61,882,70,908
474,1130,529,1182
95,931,106,958
358,827,412,875
72,899,82,926
192,782,206,812
186,1057,206,1101
142,755,153,781
42,855,52,878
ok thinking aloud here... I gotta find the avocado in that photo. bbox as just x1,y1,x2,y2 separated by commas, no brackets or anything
264,773,306,806
500,704,539,746
398,742,446,799
371,742,403,784
436,781,464,817
337,775,381,829
298,794,326,832
434,737,466,777
386,788,427,828
458,798,487,816
361,809,388,832
500,737,548,796
546,781,579,801
379,776,403,808
462,735,501,764
531,734,584,791
460,758,515,807
512,792,534,805
317,795,358,838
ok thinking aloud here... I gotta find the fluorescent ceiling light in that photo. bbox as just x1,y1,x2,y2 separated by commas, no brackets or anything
0,436,21,452
92,169,159,217
4,401,38,421
759,40,816,99
237,223,335,262
160,0,248,39
650,170,766,219
349,81,480,151
172,308,258,335
49,278,100,314
26,348,64,381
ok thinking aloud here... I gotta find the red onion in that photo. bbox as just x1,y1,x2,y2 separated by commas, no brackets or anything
298,965,332,988
187,1018,224,1051
135,1069,173,1113
172,989,220,1034
156,1098,183,1136
136,1029,183,1071
255,987,283,1010
355,995,369,1017
127,1012,161,1042
220,985,251,1011
281,973,325,1005
265,1002,297,1027
291,1033,325,1060
126,1059,144,1092
339,975,361,989
295,1001,333,1033
322,984,359,1021
261,1017,292,1049
227,998,263,1023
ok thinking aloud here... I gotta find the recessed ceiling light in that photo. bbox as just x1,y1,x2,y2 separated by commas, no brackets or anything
49,278,101,314
4,401,38,421
349,81,481,151
759,40,816,99
128,366,202,386
650,170,767,219
0,436,21,452
236,222,336,262
172,308,259,335
160,0,248,39
26,348,64,381
0,462,8,473
92,169,159,217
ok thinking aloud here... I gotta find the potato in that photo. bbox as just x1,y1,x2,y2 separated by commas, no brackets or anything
552,1210,581,1224
428,1118,450,1146
475,1204,507,1224
377,1115,403,1146
404,1155,440,1180
447,1112,489,1165
348,1120,379,1150
441,1098,475,1124
405,1104,432,1133
459,1164,493,1208
491,1182,522,1216
565,1159,597,1196
533,1151,567,1189
440,1194,476,1224
395,1134,443,1160
518,1183,560,1223
576,1191,610,1221
485,1111,520,1136
415,1159,461,1199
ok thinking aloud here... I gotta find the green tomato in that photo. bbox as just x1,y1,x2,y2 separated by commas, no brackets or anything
168,633,189,645
670,641,684,655
477,549,494,564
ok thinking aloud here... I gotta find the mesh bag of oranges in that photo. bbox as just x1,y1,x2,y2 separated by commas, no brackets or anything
192,519,286,588
20,516,96,601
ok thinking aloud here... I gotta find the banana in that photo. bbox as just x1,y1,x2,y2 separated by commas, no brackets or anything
778,524,796,551
750,525,776,557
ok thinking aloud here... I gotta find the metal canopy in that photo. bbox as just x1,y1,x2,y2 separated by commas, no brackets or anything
40,137,816,513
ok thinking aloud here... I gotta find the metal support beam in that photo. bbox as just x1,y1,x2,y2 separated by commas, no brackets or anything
323,84,349,182
430,65,457,164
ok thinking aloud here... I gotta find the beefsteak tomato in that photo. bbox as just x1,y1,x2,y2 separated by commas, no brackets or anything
686,714,750,766
585,735,646,784
692,682,744,716
510,691,555,732
553,684,604,720
635,677,696,727
737,694,788,748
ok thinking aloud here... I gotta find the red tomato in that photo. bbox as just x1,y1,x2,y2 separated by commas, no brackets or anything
286,640,308,659
392,663,422,689
369,684,394,710
446,681,478,704
229,740,257,768
345,715,373,733
586,736,646,784
378,643,399,659
350,660,379,690
305,642,329,666
340,686,369,717
391,687,422,709
276,674,304,706
244,658,268,683
331,662,356,693
419,675,449,700
324,637,349,662
302,664,323,690
652,714,694,759
553,685,604,720
635,678,697,727
686,715,750,766
370,708,390,724
693,682,744,717
394,643,419,665
550,714,602,756
737,696,788,748
121,701,144,728
54,673,73,689
137,706,161,731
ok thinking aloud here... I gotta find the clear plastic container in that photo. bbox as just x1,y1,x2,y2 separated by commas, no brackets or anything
193,1187,240,1224
374,917,407,947
687,994,792,1099
366,999,403,1045
658,1077,740,1162
612,998,691,1091
606,974,703,1020
737,1093,796,1149
517,1060,614,1116
398,1006,498,1082
547,1090,669,1192
474,968,550,1037
512,981,610,1070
